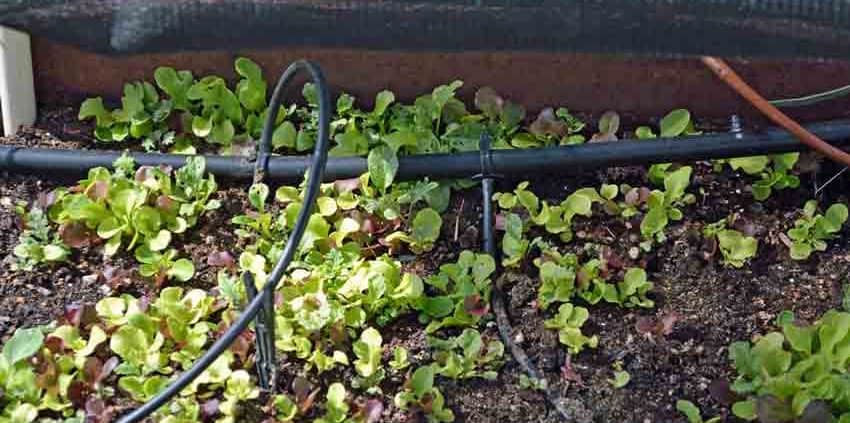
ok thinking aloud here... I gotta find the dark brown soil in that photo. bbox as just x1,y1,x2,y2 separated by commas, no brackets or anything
2,109,848,423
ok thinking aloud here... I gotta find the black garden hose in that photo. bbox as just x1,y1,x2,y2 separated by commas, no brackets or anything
115,60,331,423
5,119,850,183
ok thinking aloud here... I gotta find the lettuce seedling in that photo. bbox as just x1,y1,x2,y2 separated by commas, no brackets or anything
702,219,758,268
389,346,411,371
12,206,69,271
786,201,848,260
353,327,385,388
676,400,721,423
636,109,701,185
45,155,213,280
727,153,799,201
500,212,529,268
385,207,443,253
0,327,46,416
640,166,695,249
186,75,242,146
428,329,504,380
544,303,598,354
617,268,655,308
315,383,350,423
417,251,495,333
136,247,195,286
218,370,260,422
393,366,455,423
728,309,850,421
79,81,174,151
494,183,601,244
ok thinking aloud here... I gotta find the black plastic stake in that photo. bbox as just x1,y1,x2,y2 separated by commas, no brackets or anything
242,272,276,389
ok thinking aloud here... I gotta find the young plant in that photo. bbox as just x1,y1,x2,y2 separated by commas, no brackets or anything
640,166,695,249
727,153,799,201
785,200,848,260
79,81,174,151
136,247,195,286
428,329,504,380
416,251,496,333
352,327,385,388
608,362,630,388
11,206,69,271
727,309,850,422
394,366,455,423
518,374,549,391
42,155,215,281
389,346,411,371
702,218,758,268
543,303,598,354
636,109,701,185
676,400,721,423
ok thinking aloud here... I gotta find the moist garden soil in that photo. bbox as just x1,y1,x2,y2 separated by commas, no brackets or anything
1,108,848,423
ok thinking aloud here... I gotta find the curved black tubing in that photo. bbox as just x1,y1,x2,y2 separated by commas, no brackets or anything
115,60,331,423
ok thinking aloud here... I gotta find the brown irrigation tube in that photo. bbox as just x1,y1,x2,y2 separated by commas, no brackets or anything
701,56,850,168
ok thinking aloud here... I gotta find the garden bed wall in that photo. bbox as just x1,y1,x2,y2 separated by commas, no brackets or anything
31,38,850,122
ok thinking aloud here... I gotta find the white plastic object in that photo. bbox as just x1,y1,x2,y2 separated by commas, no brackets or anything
0,26,36,136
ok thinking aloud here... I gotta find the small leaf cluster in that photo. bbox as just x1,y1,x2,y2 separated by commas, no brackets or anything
544,303,599,354
635,109,701,185
416,251,496,333
11,205,69,271
785,201,848,260
727,309,850,422
0,287,262,423
79,58,282,152
725,153,800,201
12,155,219,284
494,182,602,267
532,239,655,309
394,366,455,423
71,156,214,277
427,329,504,380
702,218,759,268
676,400,721,423
640,166,695,249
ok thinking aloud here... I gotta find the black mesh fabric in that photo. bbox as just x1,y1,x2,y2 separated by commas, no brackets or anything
1,0,849,58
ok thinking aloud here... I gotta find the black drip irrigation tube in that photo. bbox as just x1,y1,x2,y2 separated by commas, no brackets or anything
115,60,332,423
4,119,850,183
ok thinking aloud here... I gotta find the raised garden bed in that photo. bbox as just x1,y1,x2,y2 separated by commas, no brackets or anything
1,58,849,423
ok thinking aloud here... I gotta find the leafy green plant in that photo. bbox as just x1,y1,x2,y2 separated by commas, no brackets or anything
428,329,504,380
676,400,721,423
136,247,195,286
518,374,549,391
544,303,598,354
640,166,695,249
495,182,602,246
727,153,799,201
11,206,69,271
394,366,455,423
315,383,350,423
635,109,701,185
727,309,850,422
785,201,848,260
79,81,174,151
37,155,216,282
352,327,384,388
417,251,495,333
390,346,411,371
218,370,260,422
531,239,653,309
702,219,758,268
608,362,630,388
